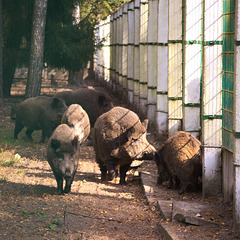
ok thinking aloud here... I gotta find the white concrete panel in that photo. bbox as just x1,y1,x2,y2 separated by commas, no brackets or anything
183,107,200,132
184,44,201,103
115,11,119,87
118,9,123,89
158,0,168,43
168,0,182,40
202,147,222,197
169,120,182,137
203,45,222,116
157,94,168,112
185,0,202,41
168,43,182,97
234,165,240,230
203,119,222,146
133,0,140,109
156,112,168,135
157,47,168,91
204,0,223,41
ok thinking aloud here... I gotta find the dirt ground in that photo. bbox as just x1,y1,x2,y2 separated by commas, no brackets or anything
0,75,239,239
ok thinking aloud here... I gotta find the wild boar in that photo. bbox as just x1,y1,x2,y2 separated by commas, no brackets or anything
55,88,113,127
47,124,80,195
61,104,90,144
92,106,156,184
155,131,202,194
14,96,67,142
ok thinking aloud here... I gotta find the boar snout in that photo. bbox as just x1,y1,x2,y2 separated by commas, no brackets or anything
141,145,156,160
64,169,72,178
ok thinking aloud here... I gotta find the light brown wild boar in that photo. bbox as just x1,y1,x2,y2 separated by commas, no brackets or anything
92,106,156,184
61,104,90,144
55,88,113,127
155,131,202,194
14,96,67,142
47,124,80,195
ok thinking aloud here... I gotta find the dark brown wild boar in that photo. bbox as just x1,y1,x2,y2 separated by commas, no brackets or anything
155,131,202,194
47,124,80,195
92,106,156,184
14,96,67,142
55,88,113,127
61,104,90,144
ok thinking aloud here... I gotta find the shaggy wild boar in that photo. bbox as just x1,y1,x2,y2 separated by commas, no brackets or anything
155,131,202,194
92,106,156,184
47,124,80,195
14,96,67,142
61,104,90,144
55,88,113,126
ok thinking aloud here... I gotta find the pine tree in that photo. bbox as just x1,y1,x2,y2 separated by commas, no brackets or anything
25,0,48,97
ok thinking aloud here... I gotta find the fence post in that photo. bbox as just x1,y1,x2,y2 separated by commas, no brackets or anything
139,0,149,116
99,21,104,83
115,10,120,93
114,11,119,93
110,15,115,92
156,0,168,136
168,0,183,137
233,0,240,231
127,1,135,105
202,0,222,197
183,0,201,138
147,0,158,127
133,0,141,110
122,4,129,101
104,17,111,88
118,8,123,96
94,24,100,81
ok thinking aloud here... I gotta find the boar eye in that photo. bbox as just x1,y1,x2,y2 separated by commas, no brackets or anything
51,139,61,150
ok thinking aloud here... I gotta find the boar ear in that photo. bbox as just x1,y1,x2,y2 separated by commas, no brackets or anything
98,95,106,106
51,139,61,150
142,119,149,130
72,136,79,150
52,97,60,108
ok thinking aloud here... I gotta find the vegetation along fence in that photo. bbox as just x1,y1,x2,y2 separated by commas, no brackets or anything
94,0,240,231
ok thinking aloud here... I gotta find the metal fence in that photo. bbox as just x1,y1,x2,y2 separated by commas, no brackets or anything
94,0,240,230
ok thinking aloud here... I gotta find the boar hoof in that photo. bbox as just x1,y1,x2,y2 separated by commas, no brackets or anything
120,179,127,185
157,176,163,185
63,189,70,194
57,189,64,195
100,169,107,182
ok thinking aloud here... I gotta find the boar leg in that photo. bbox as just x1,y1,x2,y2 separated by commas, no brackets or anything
26,129,34,141
41,130,48,143
14,120,24,139
107,163,117,181
179,182,189,195
97,159,107,181
64,178,72,194
168,175,180,189
120,164,131,185
55,176,64,195
64,170,77,194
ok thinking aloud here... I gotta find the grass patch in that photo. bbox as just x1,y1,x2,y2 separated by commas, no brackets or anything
0,129,18,148
0,151,21,167
0,128,43,150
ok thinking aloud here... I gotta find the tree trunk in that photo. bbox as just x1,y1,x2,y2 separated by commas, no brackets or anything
68,69,86,87
25,0,48,98
0,0,3,102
